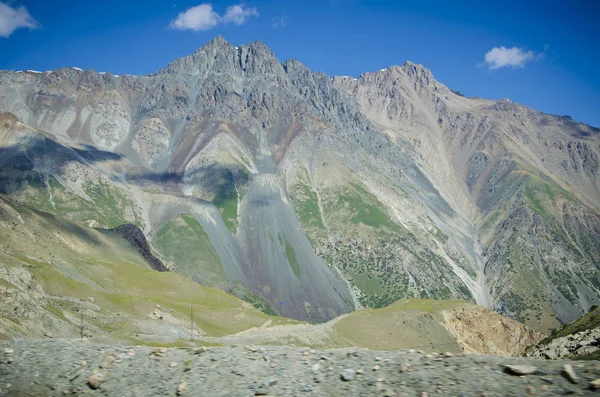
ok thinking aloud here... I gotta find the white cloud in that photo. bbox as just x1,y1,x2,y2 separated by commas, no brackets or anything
0,2,39,38
171,3,258,31
272,14,287,29
171,4,219,31
482,46,539,70
222,4,258,25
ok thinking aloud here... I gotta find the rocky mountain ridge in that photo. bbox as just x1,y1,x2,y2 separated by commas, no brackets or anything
0,36,599,329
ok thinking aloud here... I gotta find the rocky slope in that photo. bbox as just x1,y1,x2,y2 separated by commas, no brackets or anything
526,306,600,359
0,37,599,328
2,340,600,397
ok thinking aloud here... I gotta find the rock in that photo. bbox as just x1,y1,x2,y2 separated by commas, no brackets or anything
503,365,538,375
562,364,578,384
6,356,14,364
177,381,188,395
399,365,409,373
526,385,535,395
443,352,454,358
169,361,178,368
373,365,381,371
193,347,207,354
80,360,87,366
87,371,107,390
311,364,321,372
341,369,356,381
590,379,600,390
100,354,116,369
4,348,14,355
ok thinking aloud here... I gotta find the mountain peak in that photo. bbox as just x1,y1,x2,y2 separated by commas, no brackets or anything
202,35,231,49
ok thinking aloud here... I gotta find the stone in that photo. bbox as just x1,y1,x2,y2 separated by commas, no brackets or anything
311,364,321,372
169,361,178,368
341,369,356,381
590,379,600,390
503,365,537,376
526,385,535,395
6,356,14,364
562,364,578,384
177,381,188,395
4,349,14,355
100,354,116,369
399,365,409,373
87,371,107,390
443,352,454,358
373,365,381,371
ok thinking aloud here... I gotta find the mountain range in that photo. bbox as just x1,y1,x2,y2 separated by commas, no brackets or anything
0,36,598,331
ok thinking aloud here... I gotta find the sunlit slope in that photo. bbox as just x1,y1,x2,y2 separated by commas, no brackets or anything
0,196,299,343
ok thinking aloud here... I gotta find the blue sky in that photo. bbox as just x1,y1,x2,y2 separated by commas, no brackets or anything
1,0,599,127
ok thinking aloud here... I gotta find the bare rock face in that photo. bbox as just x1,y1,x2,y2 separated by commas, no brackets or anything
111,224,168,272
441,306,545,356
0,37,599,326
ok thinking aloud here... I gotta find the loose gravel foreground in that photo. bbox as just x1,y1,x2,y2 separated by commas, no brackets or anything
1,340,600,396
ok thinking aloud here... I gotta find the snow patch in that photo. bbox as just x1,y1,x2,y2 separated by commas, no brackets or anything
25,70,42,74
71,67,83,71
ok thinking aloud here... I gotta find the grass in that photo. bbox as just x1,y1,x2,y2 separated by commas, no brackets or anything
154,213,227,288
22,174,140,228
334,299,468,352
211,170,242,234
284,241,300,279
337,182,395,229
292,182,326,231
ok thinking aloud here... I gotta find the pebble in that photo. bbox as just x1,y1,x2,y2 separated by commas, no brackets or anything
341,369,356,381
399,365,409,373
373,365,381,371
177,381,188,395
87,371,107,390
562,364,578,384
80,360,87,366
590,379,600,390
526,385,535,395
4,349,14,355
100,354,116,369
6,357,14,364
442,352,454,358
503,365,537,375
311,364,320,372
169,361,178,368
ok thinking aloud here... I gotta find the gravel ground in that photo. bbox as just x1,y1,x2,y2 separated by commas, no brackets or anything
1,340,600,396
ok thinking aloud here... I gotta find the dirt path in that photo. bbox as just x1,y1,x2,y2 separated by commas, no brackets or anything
200,314,348,346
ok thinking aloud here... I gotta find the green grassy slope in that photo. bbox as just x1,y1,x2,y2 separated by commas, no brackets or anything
0,196,297,344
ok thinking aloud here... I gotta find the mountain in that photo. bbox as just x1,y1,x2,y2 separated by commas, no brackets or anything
0,36,598,329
